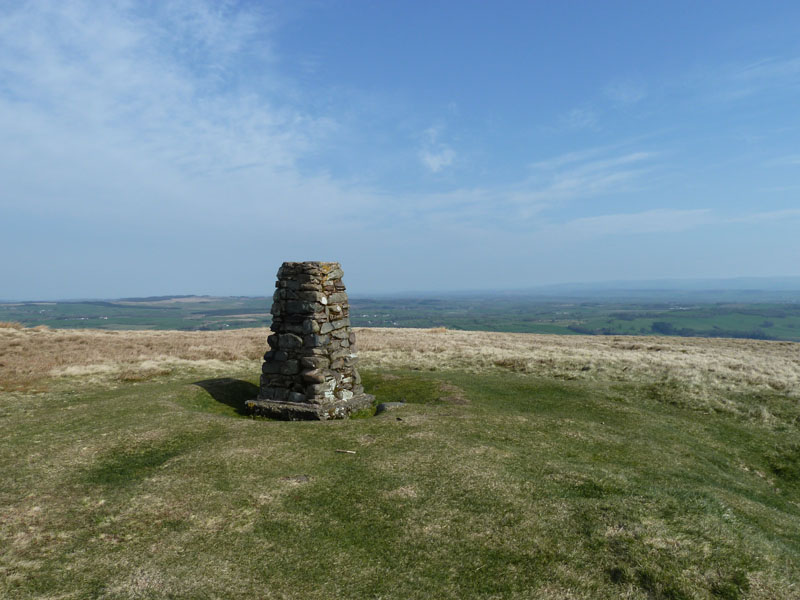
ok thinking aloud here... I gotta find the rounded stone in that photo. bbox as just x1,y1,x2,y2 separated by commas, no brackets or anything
375,402,406,415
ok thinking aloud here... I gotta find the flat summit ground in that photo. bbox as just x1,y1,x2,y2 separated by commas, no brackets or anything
1,324,799,598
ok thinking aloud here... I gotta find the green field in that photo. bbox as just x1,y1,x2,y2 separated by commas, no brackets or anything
2,362,798,598
350,298,800,341
3,295,800,342
0,297,272,331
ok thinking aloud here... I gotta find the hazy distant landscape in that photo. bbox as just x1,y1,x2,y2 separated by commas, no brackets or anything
4,283,800,342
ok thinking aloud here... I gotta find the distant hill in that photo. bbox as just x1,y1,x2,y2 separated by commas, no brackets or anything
538,276,800,290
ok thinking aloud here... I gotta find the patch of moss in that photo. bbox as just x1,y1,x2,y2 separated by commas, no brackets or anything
84,429,220,488
766,442,800,483
361,371,442,405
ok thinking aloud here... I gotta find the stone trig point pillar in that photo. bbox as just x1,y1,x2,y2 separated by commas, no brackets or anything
246,261,374,420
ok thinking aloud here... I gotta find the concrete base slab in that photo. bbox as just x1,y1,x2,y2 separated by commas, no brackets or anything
245,393,375,420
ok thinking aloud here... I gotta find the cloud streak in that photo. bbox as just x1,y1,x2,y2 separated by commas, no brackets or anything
418,125,456,173
356,147,660,233
1,1,664,240
728,209,800,223
547,208,713,239
604,80,647,106
559,107,598,131
526,149,657,202
419,147,456,173
0,0,342,226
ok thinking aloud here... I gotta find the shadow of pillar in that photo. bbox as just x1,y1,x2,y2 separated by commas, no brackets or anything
192,378,258,416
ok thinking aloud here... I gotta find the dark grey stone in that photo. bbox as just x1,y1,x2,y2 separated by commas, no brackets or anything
375,401,406,415
286,300,320,314
262,362,281,374
304,334,329,348
300,356,330,370
264,350,289,362
280,360,299,375
301,369,326,383
302,319,320,334
296,291,325,302
279,333,303,349
306,381,334,396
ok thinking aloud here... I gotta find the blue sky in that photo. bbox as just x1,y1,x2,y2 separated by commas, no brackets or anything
1,0,799,299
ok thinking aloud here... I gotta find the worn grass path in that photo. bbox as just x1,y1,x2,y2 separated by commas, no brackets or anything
2,357,799,598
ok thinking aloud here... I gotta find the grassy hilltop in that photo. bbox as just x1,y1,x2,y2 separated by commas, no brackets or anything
1,324,799,598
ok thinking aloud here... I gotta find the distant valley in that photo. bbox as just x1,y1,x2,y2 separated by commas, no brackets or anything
2,288,800,342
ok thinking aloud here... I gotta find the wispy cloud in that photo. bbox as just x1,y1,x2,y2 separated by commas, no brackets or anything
765,154,800,167
548,208,713,239
364,147,660,232
558,81,645,135
729,209,800,223
526,149,657,202
733,56,800,84
0,1,666,243
538,206,800,240
418,125,455,173
604,80,646,106
419,147,456,173
558,107,598,131
0,0,343,225
705,55,800,102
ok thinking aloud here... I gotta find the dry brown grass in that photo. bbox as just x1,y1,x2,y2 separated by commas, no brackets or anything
0,327,266,390
357,327,800,400
1,325,798,401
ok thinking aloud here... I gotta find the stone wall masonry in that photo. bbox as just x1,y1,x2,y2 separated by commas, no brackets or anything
245,261,374,420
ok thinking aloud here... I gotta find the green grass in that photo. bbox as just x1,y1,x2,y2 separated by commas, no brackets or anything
360,370,445,404
1,367,799,598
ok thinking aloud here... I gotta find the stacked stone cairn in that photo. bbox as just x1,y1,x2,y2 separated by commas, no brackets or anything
246,261,374,420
